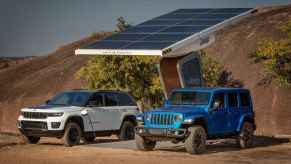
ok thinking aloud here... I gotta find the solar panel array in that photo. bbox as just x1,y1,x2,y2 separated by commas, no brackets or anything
81,8,253,51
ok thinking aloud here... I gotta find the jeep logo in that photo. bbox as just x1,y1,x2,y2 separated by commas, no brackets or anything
199,36,210,46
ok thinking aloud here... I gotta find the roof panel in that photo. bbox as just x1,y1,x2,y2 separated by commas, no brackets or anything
170,9,213,14
103,34,149,41
141,34,192,42
76,8,256,56
193,13,238,20
177,19,224,26
121,26,166,33
209,8,253,13
124,41,175,49
160,25,210,33
138,19,181,26
154,14,200,20
82,41,132,49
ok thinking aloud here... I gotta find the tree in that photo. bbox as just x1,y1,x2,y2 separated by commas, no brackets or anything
249,21,291,88
199,51,244,88
116,17,132,31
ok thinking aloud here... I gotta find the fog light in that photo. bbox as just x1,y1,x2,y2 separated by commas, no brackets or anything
51,122,61,129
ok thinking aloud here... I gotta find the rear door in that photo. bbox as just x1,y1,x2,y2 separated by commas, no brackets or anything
227,92,240,132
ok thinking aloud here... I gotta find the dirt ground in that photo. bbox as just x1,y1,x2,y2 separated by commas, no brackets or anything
0,133,290,164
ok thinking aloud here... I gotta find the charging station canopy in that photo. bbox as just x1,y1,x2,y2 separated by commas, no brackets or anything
75,8,257,57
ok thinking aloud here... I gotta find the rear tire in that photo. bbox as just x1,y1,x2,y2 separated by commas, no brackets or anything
21,135,40,144
118,121,135,141
185,126,206,155
236,122,254,149
135,134,156,151
62,122,81,147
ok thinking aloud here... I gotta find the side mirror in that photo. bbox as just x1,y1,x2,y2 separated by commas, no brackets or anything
213,101,221,108
81,109,88,115
45,100,51,104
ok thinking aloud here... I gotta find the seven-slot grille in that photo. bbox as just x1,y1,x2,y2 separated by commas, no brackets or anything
150,113,174,125
20,121,48,130
23,112,47,119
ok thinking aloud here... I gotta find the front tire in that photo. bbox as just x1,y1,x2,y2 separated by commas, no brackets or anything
118,121,135,141
62,122,81,147
21,135,40,144
236,122,254,149
135,134,156,151
185,126,206,155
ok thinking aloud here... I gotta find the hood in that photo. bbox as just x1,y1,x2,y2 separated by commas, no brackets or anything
21,105,84,112
147,106,207,117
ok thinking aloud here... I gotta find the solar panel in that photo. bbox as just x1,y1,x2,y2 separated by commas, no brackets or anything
75,8,257,57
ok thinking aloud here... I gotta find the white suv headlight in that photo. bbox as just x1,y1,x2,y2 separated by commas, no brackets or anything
47,112,64,117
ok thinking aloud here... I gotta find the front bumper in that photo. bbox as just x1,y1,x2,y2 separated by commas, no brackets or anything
19,128,64,137
135,126,187,138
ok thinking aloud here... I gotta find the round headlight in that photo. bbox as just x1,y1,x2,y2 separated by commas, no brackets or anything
146,114,151,121
174,115,181,122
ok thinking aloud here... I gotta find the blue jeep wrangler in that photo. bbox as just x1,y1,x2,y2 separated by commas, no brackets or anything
135,88,256,154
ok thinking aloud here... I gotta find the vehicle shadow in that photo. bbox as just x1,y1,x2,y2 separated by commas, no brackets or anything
157,136,290,154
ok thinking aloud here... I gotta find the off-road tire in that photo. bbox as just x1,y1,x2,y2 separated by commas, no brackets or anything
236,122,254,149
118,121,135,141
62,122,81,147
21,135,40,144
185,125,207,154
135,134,156,151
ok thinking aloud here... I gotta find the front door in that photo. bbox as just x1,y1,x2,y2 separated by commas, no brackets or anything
208,93,229,134
85,93,108,131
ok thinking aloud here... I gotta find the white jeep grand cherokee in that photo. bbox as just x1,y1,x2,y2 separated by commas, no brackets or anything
18,90,139,146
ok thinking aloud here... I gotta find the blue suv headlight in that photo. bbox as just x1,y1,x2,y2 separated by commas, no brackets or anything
174,115,182,122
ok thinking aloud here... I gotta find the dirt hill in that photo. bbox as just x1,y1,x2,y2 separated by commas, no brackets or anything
0,5,290,135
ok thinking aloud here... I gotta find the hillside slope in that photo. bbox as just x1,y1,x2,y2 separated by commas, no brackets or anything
0,5,290,135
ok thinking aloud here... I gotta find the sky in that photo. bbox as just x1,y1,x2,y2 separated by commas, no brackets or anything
0,0,290,57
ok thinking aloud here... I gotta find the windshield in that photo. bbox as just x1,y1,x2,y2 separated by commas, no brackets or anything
47,92,93,107
168,91,211,106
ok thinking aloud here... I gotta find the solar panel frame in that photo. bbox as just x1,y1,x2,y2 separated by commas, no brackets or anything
76,8,257,56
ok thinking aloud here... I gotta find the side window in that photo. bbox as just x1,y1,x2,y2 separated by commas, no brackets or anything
212,93,225,108
105,93,118,106
89,93,104,107
228,93,238,108
240,93,251,107
117,94,135,106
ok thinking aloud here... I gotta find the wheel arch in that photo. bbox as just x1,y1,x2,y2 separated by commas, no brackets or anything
65,116,85,134
184,115,208,135
120,115,137,129
237,114,256,132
